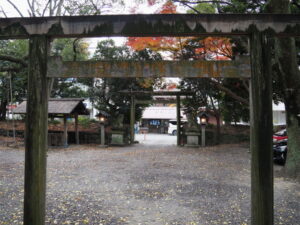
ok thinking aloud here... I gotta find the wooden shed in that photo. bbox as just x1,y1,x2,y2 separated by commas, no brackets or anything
14,98,89,146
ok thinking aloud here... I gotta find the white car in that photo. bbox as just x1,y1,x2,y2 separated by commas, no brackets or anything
168,120,187,135
168,120,178,135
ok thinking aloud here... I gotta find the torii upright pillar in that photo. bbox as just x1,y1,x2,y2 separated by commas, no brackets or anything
250,31,273,225
130,95,135,144
24,36,49,225
176,95,181,146
63,115,68,147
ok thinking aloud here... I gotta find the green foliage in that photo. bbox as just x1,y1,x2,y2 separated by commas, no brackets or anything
0,40,29,120
214,0,266,13
92,39,162,125
219,79,249,123
187,2,215,13
51,38,89,61
93,39,131,60
50,38,91,98
178,35,249,124
179,77,249,126
78,116,97,128
0,37,92,121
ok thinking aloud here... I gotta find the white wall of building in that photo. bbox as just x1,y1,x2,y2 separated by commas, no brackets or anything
272,102,286,126
142,106,186,120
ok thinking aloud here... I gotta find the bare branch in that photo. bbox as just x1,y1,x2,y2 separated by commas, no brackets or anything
32,0,36,16
62,8,67,16
0,66,25,73
49,0,53,16
179,1,203,14
242,79,249,92
6,0,24,17
209,79,249,105
172,0,236,8
27,9,32,17
91,0,101,15
209,95,217,112
0,55,28,67
42,0,51,16
56,0,64,16
178,37,184,60
51,0,59,15
0,6,8,17
27,0,33,16
72,38,80,61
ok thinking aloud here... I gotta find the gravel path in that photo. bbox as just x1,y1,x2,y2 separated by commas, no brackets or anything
0,143,299,225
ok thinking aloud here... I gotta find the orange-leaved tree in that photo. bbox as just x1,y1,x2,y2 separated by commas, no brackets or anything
127,1,181,55
191,37,233,60
127,1,233,61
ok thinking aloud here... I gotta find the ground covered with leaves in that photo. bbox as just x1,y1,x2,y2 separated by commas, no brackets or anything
0,142,299,224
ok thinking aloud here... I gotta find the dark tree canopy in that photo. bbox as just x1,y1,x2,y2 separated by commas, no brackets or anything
92,39,162,124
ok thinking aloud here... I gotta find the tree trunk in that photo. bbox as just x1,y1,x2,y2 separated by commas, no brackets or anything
0,99,8,121
212,111,221,145
266,0,300,179
277,36,300,179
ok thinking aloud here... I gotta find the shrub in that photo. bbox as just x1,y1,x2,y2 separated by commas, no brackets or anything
78,116,96,128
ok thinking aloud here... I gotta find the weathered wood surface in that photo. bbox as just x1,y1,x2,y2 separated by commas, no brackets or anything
0,14,300,38
250,31,274,225
24,36,49,225
176,95,181,146
119,90,194,96
75,113,79,145
100,124,105,146
63,115,68,147
130,96,135,144
47,56,251,78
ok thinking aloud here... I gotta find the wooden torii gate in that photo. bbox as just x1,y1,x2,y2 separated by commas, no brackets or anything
119,90,195,146
0,14,299,225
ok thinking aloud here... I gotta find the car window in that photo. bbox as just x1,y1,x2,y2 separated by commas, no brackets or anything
169,121,177,125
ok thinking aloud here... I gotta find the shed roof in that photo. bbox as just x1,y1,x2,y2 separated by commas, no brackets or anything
14,98,89,115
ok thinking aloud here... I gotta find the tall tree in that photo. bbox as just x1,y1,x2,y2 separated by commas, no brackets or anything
0,0,121,114
127,0,183,57
172,0,300,178
0,40,28,120
50,38,91,98
265,0,300,178
0,37,92,120
92,39,162,125
178,34,249,143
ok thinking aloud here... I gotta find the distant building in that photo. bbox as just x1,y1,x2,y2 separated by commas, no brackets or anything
141,106,186,133
235,101,286,126
273,102,286,126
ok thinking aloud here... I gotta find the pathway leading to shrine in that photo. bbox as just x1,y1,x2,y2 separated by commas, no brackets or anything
0,143,299,224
